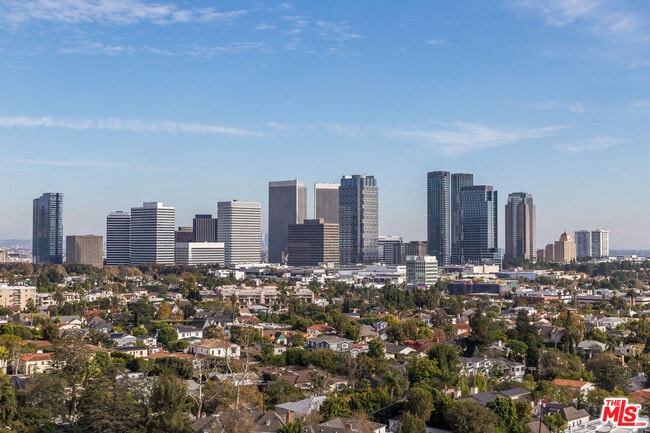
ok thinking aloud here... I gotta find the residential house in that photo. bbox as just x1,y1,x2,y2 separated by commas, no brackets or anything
17,353,53,375
172,324,204,340
306,336,353,352
560,406,590,429
551,378,596,395
109,333,137,347
307,324,337,337
113,346,148,358
311,417,387,433
188,339,241,359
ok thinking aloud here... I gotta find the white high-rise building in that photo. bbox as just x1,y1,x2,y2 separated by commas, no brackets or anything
591,229,609,258
106,211,131,265
406,255,439,288
575,230,592,259
217,201,261,266
130,202,175,265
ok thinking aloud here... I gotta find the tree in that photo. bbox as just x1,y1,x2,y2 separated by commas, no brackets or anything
407,357,441,385
428,344,459,386
486,396,522,433
264,379,304,408
397,412,426,433
445,399,498,433
586,352,629,392
404,386,434,422
505,340,528,363
76,365,147,433
320,396,352,421
367,339,385,360
147,373,193,433
0,373,16,427
156,326,179,349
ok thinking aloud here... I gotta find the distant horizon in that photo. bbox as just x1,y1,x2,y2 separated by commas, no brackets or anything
3,1,650,248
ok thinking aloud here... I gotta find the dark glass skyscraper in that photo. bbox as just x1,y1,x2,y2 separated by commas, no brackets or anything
451,173,474,264
339,175,378,265
268,180,307,264
32,193,64,264
193,214,218,242
427,171,450,266
458,185,498,264
505,192,536,260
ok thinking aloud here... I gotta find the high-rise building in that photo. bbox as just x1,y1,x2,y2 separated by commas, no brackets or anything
574,230,592,259
400,241,428,265
106,211,130,265
504,192,536,261
378,236,402,265
268,180,307,264
406,255,439,288
591,229,610,258
427,171,450,266
287,219,339,266
314,183,340,224
217,200,261,266
130,202,175,265
32,193,64,264
450,173,474,264
193,214,218,242
458,185,498,264
66,235,104,268
175,227,194,243
339,175,379,265
554,232,576,263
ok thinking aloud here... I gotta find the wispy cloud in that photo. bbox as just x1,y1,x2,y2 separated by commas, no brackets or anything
509,0,650,68
384,121,565,156
59,42,136,55
628,99,650,113
554,136,620,152
0,116,260,136
531,99,586,113
510,0,599,26
0,0,248,25
425,39,448,46
15,159,127,168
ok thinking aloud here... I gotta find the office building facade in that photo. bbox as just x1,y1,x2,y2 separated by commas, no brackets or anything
339,175,379,265
217,201,261,266
450,173,474,264
575,230,592,259
591,230,609,259
554,232,576,263
175,227,194,243
378,236,402,265
458,185,498,264
287,219,339,266
66,235,104,268
32,193,64,264
106,211,130,265
175,242,225,266
314,183,340,224
193,214,218,242
268,180,307,264
504,192,536,261
427,171,450,266
130,202,175,265
406,255,439,288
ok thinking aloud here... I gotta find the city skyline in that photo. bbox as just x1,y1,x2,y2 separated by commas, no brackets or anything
2,1,650,248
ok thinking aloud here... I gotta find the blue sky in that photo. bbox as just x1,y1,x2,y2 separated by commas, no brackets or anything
1,0,650,249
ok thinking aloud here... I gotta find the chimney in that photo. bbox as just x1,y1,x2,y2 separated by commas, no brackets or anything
285,410,292,424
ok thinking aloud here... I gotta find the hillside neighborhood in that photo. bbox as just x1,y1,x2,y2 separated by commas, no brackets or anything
0,258,650,433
